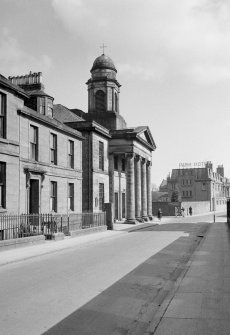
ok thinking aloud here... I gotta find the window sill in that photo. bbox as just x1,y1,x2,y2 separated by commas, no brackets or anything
0,138,19,146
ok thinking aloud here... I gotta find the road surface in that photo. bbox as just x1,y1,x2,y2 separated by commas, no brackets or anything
0,213,217,334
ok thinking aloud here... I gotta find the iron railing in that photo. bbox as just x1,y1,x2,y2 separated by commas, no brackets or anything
0,212,106,241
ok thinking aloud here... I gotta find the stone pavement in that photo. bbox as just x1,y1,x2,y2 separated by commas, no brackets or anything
0,212,212,267
0,220,157,267
145,216,230,335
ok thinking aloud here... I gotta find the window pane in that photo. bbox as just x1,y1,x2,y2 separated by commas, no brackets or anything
0,163,4,184
68,140,73,155
68,183,74,210
0,93,5,116
50,134,57,164
0,185,2,207
0,118,4,138
30,126,35,142
99,141,104,170
68,141,74,168
50,182,57,212
0,94,6,138
30,143,35,160
40,97,45,115
99,183,104,210
30,126,38,160
0,162,5,208
50,150,54,163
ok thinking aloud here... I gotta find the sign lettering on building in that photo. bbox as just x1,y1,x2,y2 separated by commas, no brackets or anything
179,162,207,169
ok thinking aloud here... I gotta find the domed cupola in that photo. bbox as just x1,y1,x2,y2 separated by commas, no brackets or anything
91,54,117,73
87,53,121,114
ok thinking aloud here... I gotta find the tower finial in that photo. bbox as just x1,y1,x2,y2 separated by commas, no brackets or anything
100,43,107,55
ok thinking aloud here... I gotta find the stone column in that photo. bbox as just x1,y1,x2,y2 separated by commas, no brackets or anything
141,158,148,221
108,153,115,228
147,161,153,220
118,156,122,220
135,155,142,220
125,153,136,224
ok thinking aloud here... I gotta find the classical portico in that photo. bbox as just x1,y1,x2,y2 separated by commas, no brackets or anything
124,153,153,223
109,126,156,223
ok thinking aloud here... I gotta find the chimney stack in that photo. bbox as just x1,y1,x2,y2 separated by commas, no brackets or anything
8,72,44,92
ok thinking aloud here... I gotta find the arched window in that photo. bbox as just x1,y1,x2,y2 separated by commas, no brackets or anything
95,90,106,112
115,92,118,112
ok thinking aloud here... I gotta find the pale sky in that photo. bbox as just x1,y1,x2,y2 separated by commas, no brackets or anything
1,0,230,186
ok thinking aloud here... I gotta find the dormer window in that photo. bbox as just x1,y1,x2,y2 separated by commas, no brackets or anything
47,99,53,118
40,97,45,115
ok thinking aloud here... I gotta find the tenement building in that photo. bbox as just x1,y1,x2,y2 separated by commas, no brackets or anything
160,162,230,213
0,53,156,223
0,73,83,215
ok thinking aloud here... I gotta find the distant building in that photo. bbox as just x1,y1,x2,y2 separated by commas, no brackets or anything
161,162,230,213
159,179,168,193
152,191,169,202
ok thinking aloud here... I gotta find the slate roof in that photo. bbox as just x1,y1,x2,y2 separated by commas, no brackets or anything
19,105,84,140
27,89,54,99
0,74,29,98
53,104,85,123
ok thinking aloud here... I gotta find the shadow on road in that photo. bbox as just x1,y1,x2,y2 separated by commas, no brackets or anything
42,222,210,335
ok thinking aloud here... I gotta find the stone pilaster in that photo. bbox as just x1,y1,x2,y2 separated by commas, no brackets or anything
125,153,136,224
135,155,142,220
109,153,114,204
147,161,153,220
141,158,148,221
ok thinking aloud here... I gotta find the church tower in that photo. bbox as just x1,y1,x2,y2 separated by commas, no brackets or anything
86,53,127,130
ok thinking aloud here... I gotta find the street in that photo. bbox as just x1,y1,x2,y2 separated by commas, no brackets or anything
0,214,216,335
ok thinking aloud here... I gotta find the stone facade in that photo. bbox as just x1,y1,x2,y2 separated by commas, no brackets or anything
161,162,230,213
1,54,156,224
0,73,83,215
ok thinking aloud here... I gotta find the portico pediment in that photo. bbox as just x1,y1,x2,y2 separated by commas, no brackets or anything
134,126,156,151
110,126,156,152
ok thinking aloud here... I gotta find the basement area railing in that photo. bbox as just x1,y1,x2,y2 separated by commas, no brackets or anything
0,212,107,241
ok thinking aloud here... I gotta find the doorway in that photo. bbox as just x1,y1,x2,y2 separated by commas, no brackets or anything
29,179,39,214
114,192,119,220
122,193,126,219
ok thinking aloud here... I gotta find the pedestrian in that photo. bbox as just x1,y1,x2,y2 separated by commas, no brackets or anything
181,207,185,217
189,206,192,216
157,208,162,221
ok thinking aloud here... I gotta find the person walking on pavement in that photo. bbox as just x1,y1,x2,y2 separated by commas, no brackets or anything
157,208,162,221
189,206,192,216
181,207,185,217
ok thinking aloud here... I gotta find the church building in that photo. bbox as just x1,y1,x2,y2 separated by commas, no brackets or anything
58,53,156,223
